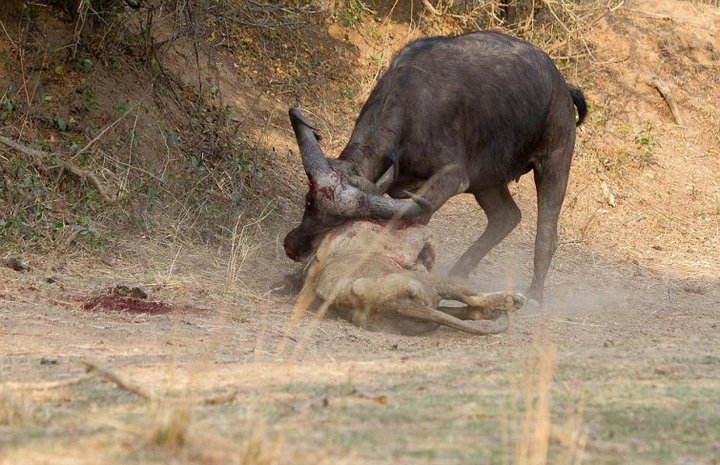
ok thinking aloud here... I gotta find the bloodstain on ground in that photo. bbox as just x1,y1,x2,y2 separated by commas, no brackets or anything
82,295,173,314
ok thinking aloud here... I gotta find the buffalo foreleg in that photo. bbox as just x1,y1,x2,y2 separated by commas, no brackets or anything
405,164,470,214
449,184,522,278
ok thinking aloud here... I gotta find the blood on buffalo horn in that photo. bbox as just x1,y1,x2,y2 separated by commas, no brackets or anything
289,108,429,219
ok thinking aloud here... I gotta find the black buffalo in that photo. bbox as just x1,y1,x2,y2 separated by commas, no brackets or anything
285,31,587,303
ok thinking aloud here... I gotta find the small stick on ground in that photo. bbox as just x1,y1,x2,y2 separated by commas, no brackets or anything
350,387,391,405
195,390,238,405
81,361,237,405
2,374,95,391
81,361,153,399
650,77,683,125
292,394,330,412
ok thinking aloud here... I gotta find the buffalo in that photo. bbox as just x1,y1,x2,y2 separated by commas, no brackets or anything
285,31,587,303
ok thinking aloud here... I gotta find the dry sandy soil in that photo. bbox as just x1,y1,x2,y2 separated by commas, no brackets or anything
1,0,720,464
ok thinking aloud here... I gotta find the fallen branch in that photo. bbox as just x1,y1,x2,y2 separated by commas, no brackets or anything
649,77,683,125
81,361,237,405
0,135,112,203
2,374,95,391
420,0,440,15
81,361,153,399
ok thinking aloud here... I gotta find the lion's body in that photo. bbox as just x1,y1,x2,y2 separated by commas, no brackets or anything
303,221,525,335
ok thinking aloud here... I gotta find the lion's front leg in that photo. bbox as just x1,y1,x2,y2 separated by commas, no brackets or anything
462,291,526,312
428,278,526,319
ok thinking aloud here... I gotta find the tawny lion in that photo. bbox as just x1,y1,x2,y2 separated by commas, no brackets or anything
301,221,526,335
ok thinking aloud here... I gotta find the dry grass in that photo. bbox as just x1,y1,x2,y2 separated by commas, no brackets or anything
238,421,282,465
0,0,287,253
147,402,191,448
2,0,720,464
0,388,36,426
512,345,556,465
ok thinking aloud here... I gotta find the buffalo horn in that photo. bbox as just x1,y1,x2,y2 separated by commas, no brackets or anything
333,183,429,219
289,108,427,219
374,165,396,193
289,108,331,177
374,149,401,193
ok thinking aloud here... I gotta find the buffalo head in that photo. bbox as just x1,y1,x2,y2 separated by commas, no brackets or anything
283,108,427,262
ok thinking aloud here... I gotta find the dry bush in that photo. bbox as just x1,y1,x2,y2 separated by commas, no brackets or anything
412,0,622,67
0,0,283,251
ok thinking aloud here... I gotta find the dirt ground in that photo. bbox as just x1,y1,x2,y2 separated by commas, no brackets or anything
2,192,719,464
2,0,720,464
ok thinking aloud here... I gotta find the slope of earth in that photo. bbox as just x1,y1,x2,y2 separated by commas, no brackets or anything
1,1,720,465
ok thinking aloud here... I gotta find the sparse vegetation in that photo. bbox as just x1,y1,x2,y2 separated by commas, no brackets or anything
338,0,374,28
0,389,36,426
634,119,658,167
147,403,191,448
1,0,719,464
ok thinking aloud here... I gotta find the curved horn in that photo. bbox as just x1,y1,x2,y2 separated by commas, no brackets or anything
374,149,402,194
362,190,429,219
289,108,331,177
288,113,426,219
374,164,396,194
327,182,429,219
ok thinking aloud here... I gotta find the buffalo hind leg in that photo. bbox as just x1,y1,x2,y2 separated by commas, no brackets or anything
449,184,521,278
527,144,573,304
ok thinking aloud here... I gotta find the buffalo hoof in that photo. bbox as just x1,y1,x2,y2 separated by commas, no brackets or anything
520,297,543,314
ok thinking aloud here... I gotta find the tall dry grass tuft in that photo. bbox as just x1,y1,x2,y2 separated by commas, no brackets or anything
508,344,587,465
238,421,283,465
0,387,35,426
147,402,191,448
501,344,587,465
512,344,556,465
554,389,588,465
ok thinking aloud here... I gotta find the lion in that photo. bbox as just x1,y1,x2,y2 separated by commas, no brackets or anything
300,221,526,335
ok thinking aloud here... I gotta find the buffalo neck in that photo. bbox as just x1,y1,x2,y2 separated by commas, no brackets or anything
339,130,400,182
